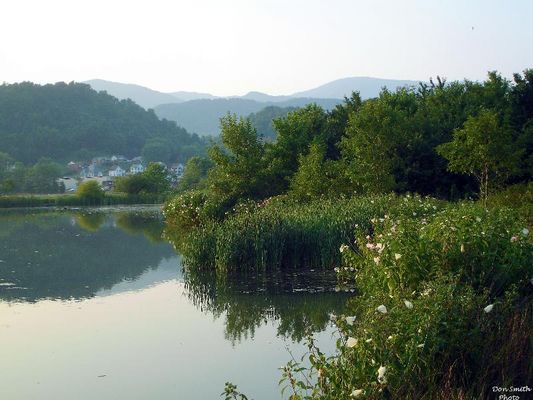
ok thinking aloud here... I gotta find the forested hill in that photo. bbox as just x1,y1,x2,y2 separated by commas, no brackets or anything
0,82,205,164
154,97,342,136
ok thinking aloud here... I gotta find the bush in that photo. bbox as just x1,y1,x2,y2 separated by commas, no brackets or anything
280,202,532,399
76,181,105,205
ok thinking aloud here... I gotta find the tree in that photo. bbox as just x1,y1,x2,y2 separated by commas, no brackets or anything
289,143,332,200
207,114,266,201
143,162,171,194
77,180,105,204
177,156,213,192
436,109,519,204
23,158,63,193
115,162,170,195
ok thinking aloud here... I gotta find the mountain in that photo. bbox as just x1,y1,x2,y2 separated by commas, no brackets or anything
237,91,292,103
84,79,182,109
248,106,297,141
169,91,218,101
292,77,421,99
154,97,342,136
0,82,205,163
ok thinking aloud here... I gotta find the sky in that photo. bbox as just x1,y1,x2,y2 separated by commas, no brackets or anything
1,0,532,96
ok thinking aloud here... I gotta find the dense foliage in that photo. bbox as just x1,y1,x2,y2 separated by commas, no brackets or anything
0,155,65,194
170,71,532,220
164,70,533,400
114,162,171,195
0,82,206,164
280,201,532,399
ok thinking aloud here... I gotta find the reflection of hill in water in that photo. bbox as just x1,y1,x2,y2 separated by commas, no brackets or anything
183,268,349,343
0,210,176,302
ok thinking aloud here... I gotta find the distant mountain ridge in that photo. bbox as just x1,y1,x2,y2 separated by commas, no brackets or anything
84,76,423,136
154,97,342,136
292,77,421,99
84,76,422,109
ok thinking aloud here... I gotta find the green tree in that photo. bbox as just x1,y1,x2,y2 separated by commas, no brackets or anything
289,143,333,200
76,180,105,204
265,105,329,193
115,162,170,195
143,162,171,194
436,109,519,204
23,158,63,193
207,114,266,201
177,156,213,192
340,91,416,194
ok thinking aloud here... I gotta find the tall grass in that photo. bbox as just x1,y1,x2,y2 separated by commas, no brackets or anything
164,194,446,274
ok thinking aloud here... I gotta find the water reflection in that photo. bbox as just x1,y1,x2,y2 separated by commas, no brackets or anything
0,208,347,343
0,208,175,302
183,268,348,343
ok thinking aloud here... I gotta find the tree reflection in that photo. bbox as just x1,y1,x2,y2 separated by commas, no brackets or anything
0,210,174,302
183,267,349,343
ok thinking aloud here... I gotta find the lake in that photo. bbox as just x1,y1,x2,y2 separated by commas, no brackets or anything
0,207,348,400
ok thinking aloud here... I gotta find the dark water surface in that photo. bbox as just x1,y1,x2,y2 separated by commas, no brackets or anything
0,207,347,400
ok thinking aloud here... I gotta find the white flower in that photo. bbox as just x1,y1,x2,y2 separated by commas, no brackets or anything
346,337,358,348
340,244,349,253
365,338,373,343
394,253,402,260
377,365,387,384
510,236,518,242
476,217,481,222
483,304,494,313
345,316,356,326
460,243,465,253
522,228,529,236
334,267,339,273
404,300,413,309
376,305,388,314
351,389,364,398
387,335,394,340
373,257,380,265
417,343,425,348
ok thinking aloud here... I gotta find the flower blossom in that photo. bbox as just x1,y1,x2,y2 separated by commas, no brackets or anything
404,300,413,309
377,365,387,384
350,389,364,397
394,253,402,260
340,244,349,253
346,337,358,348
345,316,356,326
483,304,494,313
522,228,529,236
376,305,388,314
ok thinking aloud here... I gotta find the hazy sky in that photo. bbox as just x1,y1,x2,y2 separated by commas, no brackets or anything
1,0,532,96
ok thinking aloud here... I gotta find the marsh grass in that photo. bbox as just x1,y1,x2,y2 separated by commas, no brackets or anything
164,194,446,274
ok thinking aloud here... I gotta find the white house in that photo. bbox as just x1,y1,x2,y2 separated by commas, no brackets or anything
109,166,126,177
130,163,145,174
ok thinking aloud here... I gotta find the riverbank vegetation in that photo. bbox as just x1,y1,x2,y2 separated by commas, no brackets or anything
164,70,532,399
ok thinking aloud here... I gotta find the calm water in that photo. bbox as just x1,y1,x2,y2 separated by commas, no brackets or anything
0,207,347,400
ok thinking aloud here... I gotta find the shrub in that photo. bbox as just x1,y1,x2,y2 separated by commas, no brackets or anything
76,181,104,205
280,201,532,399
